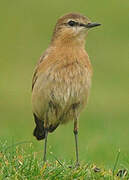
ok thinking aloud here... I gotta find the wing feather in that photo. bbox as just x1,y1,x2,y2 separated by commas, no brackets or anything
32,50,49,91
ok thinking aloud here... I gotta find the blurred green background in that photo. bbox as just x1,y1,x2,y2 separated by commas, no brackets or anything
0,0,129,167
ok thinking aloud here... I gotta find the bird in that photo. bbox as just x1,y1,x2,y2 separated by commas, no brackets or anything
32,12,101,166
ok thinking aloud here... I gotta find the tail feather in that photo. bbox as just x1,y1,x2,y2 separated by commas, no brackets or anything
48,123,59,133
33,114,45,140
33,113,60,140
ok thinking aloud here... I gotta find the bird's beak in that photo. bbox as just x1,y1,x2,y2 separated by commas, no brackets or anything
85,22,101,28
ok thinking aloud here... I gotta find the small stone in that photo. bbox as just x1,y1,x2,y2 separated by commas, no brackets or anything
93,167,101,173
68,165,72,168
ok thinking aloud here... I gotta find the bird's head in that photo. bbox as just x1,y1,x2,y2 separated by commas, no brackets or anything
51,13,101,46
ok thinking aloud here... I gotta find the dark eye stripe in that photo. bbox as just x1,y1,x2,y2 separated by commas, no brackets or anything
79,23,85,27
68,20,78,26
65,21,86,27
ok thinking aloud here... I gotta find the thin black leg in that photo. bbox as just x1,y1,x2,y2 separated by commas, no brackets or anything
43,129,48,162
73,114,79,167
74,130,79,167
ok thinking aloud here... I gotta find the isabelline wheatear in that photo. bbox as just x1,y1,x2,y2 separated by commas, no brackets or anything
32,12,101,166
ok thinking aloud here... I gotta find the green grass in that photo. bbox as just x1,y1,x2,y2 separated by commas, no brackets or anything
0,141,128,179
0,0,129,178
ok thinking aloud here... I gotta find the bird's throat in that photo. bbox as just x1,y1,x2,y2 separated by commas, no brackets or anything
51,32,86,49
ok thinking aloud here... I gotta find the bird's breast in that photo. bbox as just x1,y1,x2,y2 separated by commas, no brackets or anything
48,60,92,108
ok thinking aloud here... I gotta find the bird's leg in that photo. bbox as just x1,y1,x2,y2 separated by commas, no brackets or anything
43,129,48,162
43,113,49,162
73,117,80,167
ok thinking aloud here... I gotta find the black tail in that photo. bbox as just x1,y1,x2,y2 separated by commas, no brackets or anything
33,114,45,140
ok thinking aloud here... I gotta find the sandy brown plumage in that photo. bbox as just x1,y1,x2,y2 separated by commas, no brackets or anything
31,12,101,164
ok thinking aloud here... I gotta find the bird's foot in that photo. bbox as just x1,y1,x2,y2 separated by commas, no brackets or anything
75,162,80,168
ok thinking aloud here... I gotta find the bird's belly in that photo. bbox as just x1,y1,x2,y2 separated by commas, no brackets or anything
52,76,88,107
32,63,92,125
48,64,92,123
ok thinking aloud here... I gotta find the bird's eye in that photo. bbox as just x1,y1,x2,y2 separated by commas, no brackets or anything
68,20,77,27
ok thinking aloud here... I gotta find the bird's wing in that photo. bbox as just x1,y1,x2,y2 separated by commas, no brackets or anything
32,50,49,91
